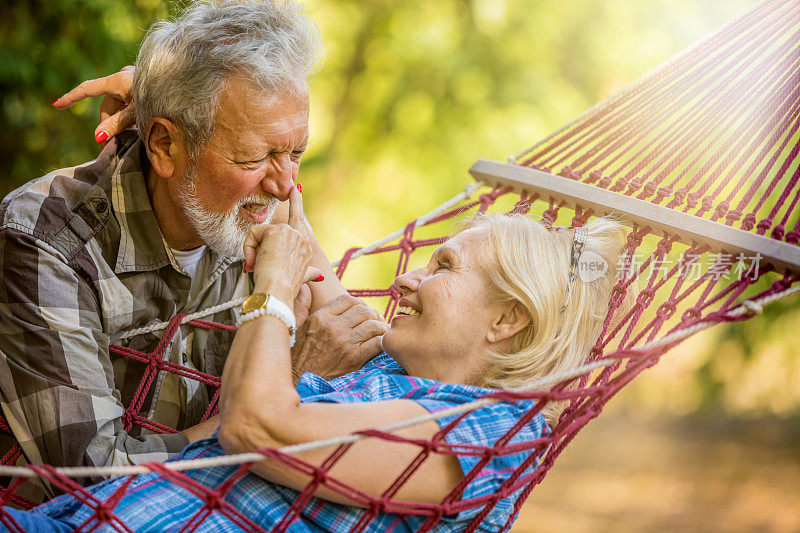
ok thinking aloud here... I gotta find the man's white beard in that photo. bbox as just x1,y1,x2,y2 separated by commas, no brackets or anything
178,172,278,260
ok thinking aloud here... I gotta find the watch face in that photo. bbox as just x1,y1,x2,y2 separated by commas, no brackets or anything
242,293,268,314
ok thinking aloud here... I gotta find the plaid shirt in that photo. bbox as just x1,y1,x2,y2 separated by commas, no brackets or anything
33,354,547,532
0,132,250,502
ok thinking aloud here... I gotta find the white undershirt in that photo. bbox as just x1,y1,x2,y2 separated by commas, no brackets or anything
170,246,208,279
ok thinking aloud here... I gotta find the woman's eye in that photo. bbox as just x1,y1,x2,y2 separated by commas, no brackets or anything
290,151,303,162
435,261,448,271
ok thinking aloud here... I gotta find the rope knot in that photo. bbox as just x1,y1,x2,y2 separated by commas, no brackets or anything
725,208,743,224
92,505,115,524
655,239,674,255
204,492,223,511
682,308,701,321
598,175,613,189
610,178,628,193
713,201,730,219
610,286,626,302
773,278,792,292
638,289,655,308
312,468,328,485
626,231,644,247
400,238,416,254
741,300,763,316
121,410,135,429
368,499,386,515
771,225,786,241
558,165,575,179
654,187,671,203
685,192,699,208
642,183,657,197
541,208,559,227
700,196,714,212
588,170,603,184
570,210,591,227
656,302,676,320
785,231,800,245
478,193,495,210
672,188,687,204
482,447,498,458
740,213,757,231
756,218,772,234
626,179,643,194
388,285,402,300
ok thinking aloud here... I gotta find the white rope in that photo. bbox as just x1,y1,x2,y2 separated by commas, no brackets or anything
3,282,795,479
330,181,485,268
115,297,248,340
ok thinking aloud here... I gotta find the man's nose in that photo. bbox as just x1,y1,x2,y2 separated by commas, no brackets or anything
260,154,297,201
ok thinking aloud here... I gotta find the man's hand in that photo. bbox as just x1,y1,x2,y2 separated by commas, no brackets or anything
293,283,312,329
291,295,389,383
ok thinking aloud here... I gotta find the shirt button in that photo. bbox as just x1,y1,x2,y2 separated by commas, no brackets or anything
96,200,108,214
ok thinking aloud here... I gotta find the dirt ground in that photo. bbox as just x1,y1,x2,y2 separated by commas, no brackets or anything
512,411,800,532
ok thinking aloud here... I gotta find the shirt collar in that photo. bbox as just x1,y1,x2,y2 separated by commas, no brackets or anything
109,136,172,273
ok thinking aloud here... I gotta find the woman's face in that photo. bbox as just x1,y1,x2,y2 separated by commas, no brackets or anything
381,227,507,384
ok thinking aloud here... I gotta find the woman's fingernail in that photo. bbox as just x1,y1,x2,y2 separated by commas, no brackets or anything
312,275,324,282
50,99,59,106
296,182,302,193
95,130,109,143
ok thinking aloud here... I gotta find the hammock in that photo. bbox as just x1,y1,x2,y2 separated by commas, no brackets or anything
1,0,798,530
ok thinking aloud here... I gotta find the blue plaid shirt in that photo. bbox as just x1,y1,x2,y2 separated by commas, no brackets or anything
32,354,546,532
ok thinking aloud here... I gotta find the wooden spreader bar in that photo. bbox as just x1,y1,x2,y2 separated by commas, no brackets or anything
469,159,800,274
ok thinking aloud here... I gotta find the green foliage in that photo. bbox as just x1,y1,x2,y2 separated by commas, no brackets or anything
2,1,145,185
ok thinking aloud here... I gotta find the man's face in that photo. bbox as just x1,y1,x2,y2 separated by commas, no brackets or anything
178,75,310,258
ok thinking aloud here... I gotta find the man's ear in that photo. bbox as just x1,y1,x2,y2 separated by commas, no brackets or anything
145,118,187,179
487,302,532,344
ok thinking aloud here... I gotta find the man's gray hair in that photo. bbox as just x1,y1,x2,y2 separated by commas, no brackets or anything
133,0,323,156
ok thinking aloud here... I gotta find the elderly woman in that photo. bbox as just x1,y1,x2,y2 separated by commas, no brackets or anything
1,188,631,532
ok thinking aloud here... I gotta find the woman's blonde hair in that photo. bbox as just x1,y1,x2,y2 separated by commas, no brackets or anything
466,213,637,425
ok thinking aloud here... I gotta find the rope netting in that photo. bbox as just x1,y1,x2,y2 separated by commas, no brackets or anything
0,0,798,530
515,0,800,243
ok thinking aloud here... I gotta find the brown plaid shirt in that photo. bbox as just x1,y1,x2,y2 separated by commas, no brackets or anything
0,132,251,502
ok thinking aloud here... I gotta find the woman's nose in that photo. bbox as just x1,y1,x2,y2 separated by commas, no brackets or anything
394,268,422,294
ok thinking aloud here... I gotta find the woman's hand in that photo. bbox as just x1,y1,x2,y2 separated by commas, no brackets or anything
243,187,322,303
52,66,136,143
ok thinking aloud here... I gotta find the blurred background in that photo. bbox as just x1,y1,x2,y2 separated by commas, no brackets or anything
1,0,798,530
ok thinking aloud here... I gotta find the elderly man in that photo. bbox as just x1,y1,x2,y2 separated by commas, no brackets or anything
0,0,386,502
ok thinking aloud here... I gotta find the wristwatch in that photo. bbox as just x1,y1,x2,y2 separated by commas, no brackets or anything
236,293,297,346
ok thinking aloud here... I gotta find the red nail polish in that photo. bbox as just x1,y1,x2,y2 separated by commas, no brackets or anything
50,99,59,106
313,275,324,282
95,130,109,143
296,183,302,193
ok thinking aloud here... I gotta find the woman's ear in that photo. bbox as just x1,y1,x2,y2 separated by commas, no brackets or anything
145,117,187,179
487,302,532,344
